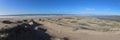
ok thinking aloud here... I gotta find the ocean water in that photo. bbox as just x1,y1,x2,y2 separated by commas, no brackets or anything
1,14,120,21
0,14,76,18
90,16,120,20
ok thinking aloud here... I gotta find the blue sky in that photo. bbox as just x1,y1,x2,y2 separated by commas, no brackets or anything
0,0,120,15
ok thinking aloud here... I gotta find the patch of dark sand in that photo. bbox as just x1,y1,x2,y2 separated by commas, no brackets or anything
0,19,51,40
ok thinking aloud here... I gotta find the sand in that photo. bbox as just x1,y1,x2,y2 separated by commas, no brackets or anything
0,16,120,40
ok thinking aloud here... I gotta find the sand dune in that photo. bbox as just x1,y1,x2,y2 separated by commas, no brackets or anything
0,16,120,40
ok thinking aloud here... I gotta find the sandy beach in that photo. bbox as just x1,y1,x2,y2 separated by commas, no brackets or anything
0,16,120,40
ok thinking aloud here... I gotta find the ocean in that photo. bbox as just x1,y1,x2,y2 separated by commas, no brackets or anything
1,14,120,21
90,16,120,20
0,14,76,18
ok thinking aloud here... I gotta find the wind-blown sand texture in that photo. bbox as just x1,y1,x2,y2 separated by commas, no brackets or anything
0,16,120,40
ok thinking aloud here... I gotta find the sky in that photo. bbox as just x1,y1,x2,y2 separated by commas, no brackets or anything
0,0,120,15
